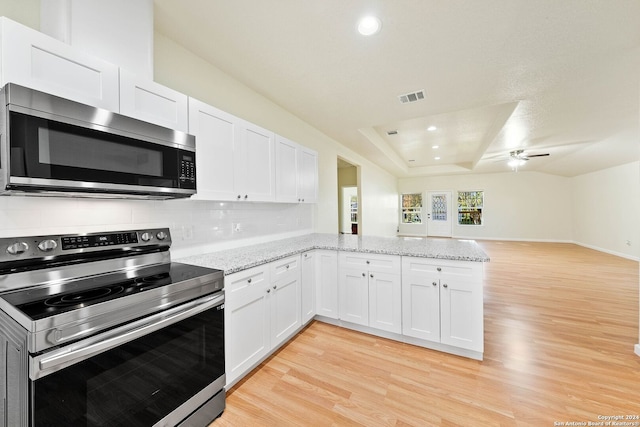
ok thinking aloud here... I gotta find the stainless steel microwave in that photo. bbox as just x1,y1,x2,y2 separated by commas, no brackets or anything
0,83,196,199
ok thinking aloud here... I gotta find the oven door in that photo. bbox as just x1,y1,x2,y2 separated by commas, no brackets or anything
29,292,225,427
6,109,196,197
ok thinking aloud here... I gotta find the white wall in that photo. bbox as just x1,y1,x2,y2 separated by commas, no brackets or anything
398,171,574,242
571,162,640,260
153,33,399,238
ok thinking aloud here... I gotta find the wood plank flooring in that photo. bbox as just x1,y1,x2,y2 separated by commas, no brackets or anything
212,241,640,426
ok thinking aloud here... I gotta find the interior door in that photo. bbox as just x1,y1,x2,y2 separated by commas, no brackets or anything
427,191,452,237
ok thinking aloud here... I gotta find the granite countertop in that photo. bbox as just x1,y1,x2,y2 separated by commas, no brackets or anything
178,233,490,275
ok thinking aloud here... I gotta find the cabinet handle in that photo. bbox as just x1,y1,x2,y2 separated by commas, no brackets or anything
304,254,308,258
437,267,442,272
301,199,305,202
247,278,252,284
366,260,370,264
273,285,277,290
443,283,448,288
266,289,271,293
237,195,241,200
244,195,248,200
361,273,365,277
370,274,374,278
286,264,290,269
432,282,438,286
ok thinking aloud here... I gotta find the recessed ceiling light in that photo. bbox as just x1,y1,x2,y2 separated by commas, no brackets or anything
434,157,441,160
432,145,439,149
427,126,437,131
358,16,382,36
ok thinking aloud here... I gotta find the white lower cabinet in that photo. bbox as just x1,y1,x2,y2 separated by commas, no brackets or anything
300,251,316,324
315,250,339,319
402,257,484,353
338,252,402,334
225,255,301,387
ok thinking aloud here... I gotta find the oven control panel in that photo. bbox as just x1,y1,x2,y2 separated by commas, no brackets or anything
0,228,172,262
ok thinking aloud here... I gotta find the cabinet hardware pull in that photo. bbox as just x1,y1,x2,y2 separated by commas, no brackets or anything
267,289,271,293
286,265,290,269
237,195,241,199
437,267,442,272
432,282,438,286
370,274,374,278
247,278,252,284
244,194,248,200
361,273,365,277
273,285,277,290
366,260,370,264
443,283,448,288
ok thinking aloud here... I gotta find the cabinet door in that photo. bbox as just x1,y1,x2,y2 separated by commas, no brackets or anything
235,120,276,202
401,272,440,342
338,267,369,326
440,274,483,352
0,17,119,111
119,69,188,131
225,266,270,386
316,250,338,319
270,271,301,348
368,272,402,334
339,252,401,274
275,135,299,202
297,147,318,203
188,98,238,201
300,251,316,324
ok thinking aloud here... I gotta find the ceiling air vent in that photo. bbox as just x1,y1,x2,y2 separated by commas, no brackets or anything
398,90,425,104
386,130,398,135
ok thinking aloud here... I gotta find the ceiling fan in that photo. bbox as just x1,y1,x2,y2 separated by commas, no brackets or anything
508,149,549,170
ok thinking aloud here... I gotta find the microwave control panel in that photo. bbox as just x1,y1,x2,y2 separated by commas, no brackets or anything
179,153,196,188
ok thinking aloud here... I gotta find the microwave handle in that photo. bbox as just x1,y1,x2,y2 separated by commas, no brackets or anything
31,292,224,380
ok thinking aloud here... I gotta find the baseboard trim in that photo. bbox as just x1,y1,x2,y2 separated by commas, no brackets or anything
573,241,639,262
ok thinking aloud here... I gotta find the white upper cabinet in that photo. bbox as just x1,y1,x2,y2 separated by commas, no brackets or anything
188,97,239,201
234,120,276,202
275,135,299,202
119,69,188,132
0,17,119,111
275,135,318,203
297,146,318,203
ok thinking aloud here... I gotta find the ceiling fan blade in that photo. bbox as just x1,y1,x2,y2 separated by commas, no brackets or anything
526,153,550,158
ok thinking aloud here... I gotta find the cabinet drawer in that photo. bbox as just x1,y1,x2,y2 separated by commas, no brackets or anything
339,252,400,274
271,255,300,278
226,264,269,294
402,257,481,281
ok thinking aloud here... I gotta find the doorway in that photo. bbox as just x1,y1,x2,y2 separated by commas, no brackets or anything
337,158,360,234
426,191,452,237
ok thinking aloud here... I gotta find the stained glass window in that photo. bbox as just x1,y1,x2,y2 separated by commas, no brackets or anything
432,194,447,221
401,193,422,224
457,191,483,225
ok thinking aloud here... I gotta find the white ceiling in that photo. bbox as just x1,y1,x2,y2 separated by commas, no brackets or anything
154,0,640,178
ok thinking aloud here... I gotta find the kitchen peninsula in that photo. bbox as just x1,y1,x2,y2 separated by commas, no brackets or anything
180,234,489,387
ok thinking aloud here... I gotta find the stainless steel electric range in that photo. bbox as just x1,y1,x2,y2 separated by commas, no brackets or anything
0,228,225,427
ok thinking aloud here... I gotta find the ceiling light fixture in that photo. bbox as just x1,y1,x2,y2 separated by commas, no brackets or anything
358,16,382,36
434,157,441,160
427,126,437,131
432,145,439,149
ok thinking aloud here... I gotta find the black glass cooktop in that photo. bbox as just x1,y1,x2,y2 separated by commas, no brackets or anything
0,262,221,320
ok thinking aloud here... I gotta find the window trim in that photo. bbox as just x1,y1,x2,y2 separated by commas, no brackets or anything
400,192,423,224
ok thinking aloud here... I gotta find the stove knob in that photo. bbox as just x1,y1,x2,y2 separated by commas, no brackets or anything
156,231,168,241
141,232,153,242
38,239,58,252
6,242,28,255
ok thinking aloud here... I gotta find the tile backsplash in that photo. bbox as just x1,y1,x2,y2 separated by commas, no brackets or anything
0,196,314,256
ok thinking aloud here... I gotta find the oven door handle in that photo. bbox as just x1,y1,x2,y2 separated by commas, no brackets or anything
31,292,224,380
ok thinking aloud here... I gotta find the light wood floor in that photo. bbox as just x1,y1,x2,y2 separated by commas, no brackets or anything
212,241,640,426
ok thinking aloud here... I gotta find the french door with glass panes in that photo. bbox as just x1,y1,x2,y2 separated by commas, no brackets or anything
427,191,452,237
